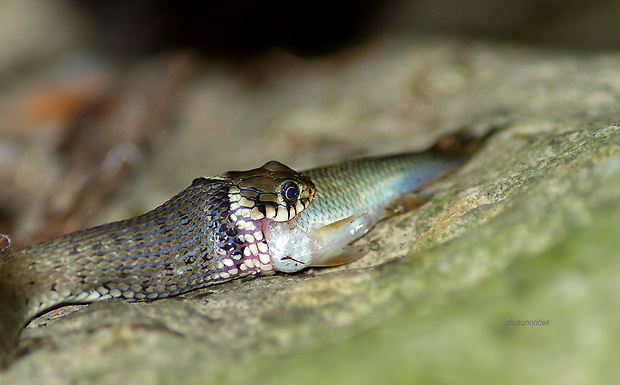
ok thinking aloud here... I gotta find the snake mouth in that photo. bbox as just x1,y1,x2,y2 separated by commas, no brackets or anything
262,218,314,273
213,159,317,278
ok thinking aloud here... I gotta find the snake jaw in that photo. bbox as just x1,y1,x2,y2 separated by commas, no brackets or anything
224,161,317,275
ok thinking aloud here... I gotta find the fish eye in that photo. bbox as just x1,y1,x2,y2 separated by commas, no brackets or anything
280,181,299,204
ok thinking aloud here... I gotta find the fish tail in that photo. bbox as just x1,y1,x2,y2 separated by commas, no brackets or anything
429,127,498,160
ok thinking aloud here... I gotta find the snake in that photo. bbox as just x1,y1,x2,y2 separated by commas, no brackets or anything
0,132,486,365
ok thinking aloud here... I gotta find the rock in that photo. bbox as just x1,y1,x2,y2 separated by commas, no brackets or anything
2,37,620,384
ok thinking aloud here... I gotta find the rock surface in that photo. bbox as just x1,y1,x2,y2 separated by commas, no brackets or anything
2,36,620,384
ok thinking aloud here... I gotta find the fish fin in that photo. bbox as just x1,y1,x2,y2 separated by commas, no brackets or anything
310,211,369,244
382,191,434,217
310,191,434,268
308,212,371,267
311,243,369,267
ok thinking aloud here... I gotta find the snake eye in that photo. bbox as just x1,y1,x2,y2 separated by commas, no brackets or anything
280,181,300,204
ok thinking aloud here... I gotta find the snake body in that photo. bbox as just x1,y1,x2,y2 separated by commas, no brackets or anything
0,134,481,364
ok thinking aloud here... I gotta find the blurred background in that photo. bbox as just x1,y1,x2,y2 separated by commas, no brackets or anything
1,0,618,248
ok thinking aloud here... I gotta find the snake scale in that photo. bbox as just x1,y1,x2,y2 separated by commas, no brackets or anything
0,131,488,365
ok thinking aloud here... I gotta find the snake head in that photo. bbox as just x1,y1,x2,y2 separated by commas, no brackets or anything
222,161,315,222
219,161,316,274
